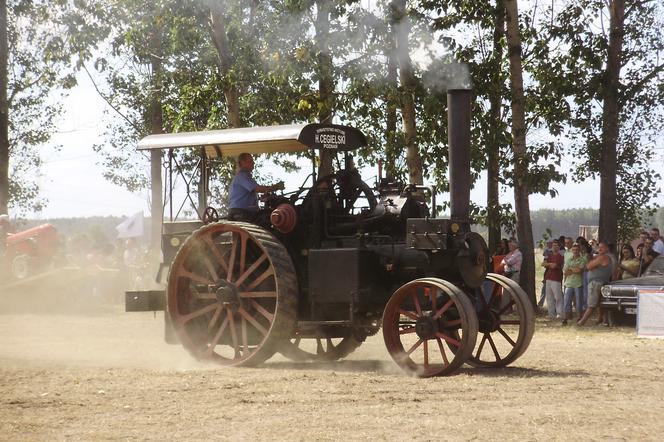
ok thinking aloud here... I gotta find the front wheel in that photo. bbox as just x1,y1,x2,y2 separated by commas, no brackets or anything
463,273,535,367
382,278,478,377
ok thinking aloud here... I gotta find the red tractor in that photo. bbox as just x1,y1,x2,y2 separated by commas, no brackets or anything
1,223,60,281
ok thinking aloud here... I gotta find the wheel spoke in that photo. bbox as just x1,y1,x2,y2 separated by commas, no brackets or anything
433,299,454,319
235,254,268,287
436,337,449,366
399,326,416,335
193,292,216,300
178,302,218,325
239,291,277,298
436,331,460,348
497,327,517,347
238,307,268,336
241,316,249,355
249,299,275,322
475,333,488,359
244,268,275,291
206,311,230,356
207,304,223,331
190,285,215,300
411,291,423,315
441,318,462,327
487,334,501,362
202,234,229,274
201,256,220,282
178,269,213,285
227,311,240,358
429,288,437,311
399,309,419,321
487,285,498,307
239,233,248,275
406,339,423,356
423,340,429,369
226,233,238,282
499,299,516,316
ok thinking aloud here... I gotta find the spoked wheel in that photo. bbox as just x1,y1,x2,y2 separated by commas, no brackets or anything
382,278,478,377
279,336,363,362
303,171,378,215
465,273,535,367
167,222,297,366
202,206,220,224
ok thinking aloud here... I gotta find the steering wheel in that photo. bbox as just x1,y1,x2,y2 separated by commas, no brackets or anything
202,206,220,224
305,169,377,216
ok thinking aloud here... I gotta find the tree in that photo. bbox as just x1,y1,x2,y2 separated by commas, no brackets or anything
597,0,624,246
392,0,423,186
314,0,335,177
87,0,308,213
486,0,506,252
540,0,664,242
208,1,241,128
505,0,536,303
1,0,8,215
0,1,86,216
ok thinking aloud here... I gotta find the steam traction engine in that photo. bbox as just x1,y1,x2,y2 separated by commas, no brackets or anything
127,90,534,377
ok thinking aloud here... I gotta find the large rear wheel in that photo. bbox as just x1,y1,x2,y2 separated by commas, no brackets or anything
382,278,478,377
167,222,297,366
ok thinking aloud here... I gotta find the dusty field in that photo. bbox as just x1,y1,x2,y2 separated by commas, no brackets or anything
1,299,664,442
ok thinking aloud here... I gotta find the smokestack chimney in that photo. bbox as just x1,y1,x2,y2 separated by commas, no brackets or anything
447,89,472,220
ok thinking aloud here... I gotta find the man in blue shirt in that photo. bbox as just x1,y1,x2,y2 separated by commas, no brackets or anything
228,153,284,221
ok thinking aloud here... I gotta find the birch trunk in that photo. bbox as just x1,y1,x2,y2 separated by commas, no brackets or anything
505,0,536,304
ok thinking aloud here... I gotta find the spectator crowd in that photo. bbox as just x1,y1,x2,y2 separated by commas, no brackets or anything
490,227,664,326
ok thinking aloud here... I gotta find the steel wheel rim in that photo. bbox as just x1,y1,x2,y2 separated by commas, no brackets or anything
167,222,295,366
382,278,478,377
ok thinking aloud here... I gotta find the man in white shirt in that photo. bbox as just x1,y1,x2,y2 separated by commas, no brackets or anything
650,228,664,255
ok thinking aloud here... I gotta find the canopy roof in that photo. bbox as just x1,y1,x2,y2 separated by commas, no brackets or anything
137,123,367,158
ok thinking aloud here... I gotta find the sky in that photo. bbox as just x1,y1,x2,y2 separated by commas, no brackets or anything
26,72,664,220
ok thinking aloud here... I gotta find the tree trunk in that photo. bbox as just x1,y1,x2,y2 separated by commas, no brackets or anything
487,0,505,253
0,0,9,215
209,4,241,128
598,0,624,246
392,0,422,185
148,24,164,252
505,0,536,305
315,0,334,177
384,14,399,180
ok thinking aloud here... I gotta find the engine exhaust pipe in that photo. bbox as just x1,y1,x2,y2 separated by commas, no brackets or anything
447,89,472,221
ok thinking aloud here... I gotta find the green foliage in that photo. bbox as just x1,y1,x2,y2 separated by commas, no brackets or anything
6,0,657,240
534,0,664,241
4,0,91,214
429,0,568,193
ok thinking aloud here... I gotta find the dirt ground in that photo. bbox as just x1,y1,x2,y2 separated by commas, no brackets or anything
1,297,664,442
